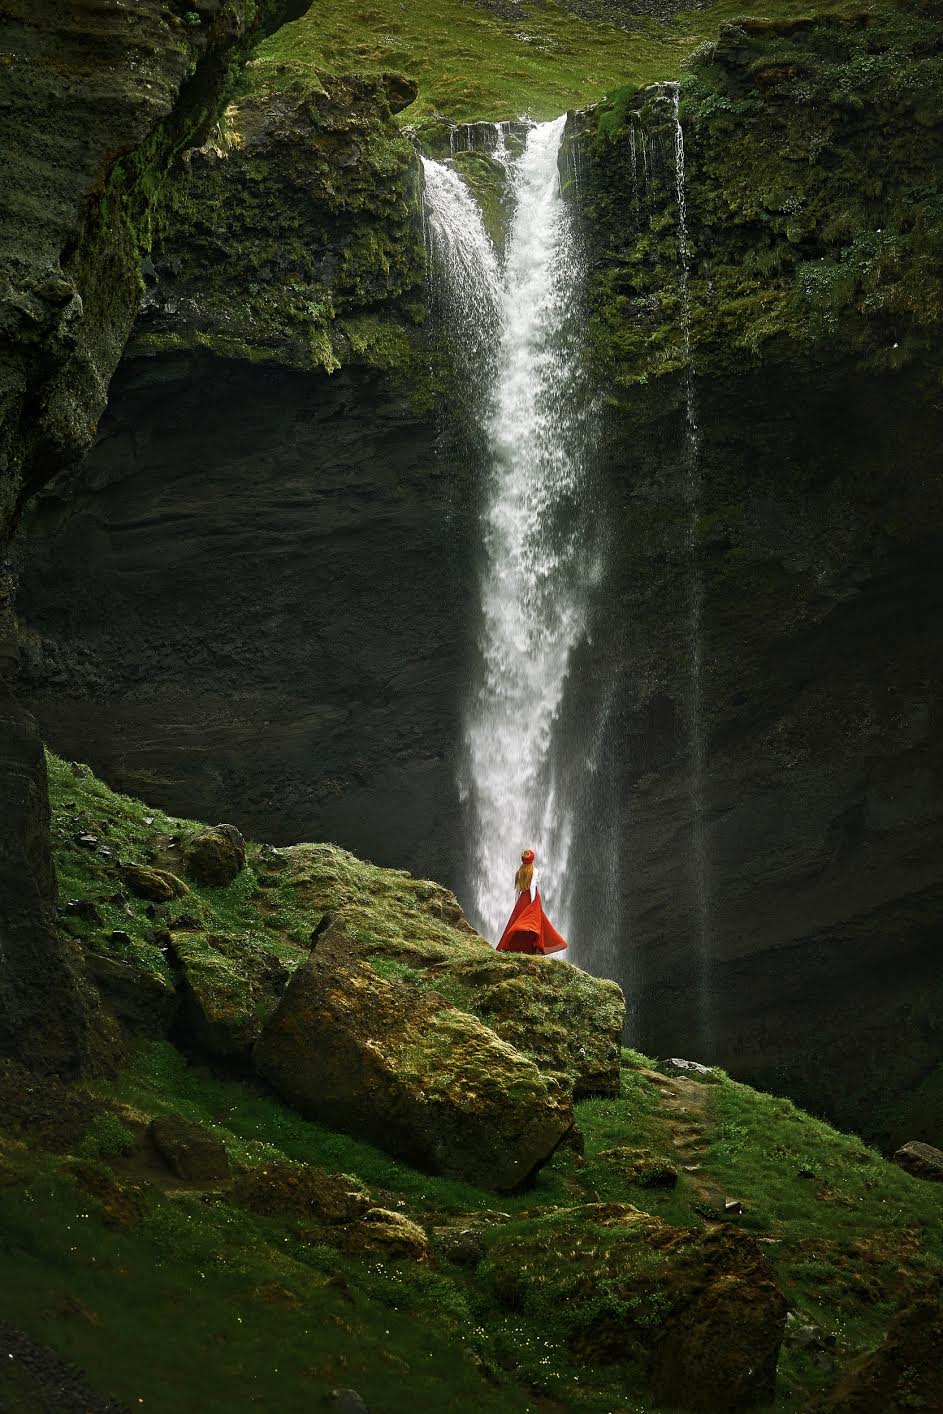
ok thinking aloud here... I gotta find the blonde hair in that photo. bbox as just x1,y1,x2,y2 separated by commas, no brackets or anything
515,858,534,894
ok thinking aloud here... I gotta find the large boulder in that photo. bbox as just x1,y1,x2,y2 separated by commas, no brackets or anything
254,953,575,1192
149,1114,230,1183
892,1141,943,1182
169,931,296,1055
485,1204,787,1412
283,845,626,1096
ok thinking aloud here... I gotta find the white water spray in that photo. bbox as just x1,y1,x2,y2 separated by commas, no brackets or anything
668,82,711,1049
461,117,596,947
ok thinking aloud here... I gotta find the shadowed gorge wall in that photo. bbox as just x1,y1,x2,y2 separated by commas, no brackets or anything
0,0,307,1073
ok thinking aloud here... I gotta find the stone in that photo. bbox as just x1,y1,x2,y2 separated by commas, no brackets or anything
331,1209,430,1263
62,898,103,924
892,1140,943,1182
182,827,246,886
121,863,189,902
488,1205,787,1412
432,1226,486,1268
258,843,288,871
169,931,295,1055
149,1114,230,1182
666,1058,715,1077
597,1147,679,1189
231,1162,370,1223
254,953,575,1192
83,952,178,1035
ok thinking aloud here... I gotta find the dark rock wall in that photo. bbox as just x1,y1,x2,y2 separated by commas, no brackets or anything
18,351,467,889
0,0,307,1072
576,10,943,1145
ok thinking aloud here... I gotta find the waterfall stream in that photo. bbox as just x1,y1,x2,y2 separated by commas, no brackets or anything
423,117,600,951
669,82,711,1052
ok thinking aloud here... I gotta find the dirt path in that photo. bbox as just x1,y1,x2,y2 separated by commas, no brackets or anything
639,1067,727,1208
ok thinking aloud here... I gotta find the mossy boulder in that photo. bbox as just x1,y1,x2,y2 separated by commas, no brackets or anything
484,1204,787,1411
121,864,189,902
254,952,575,1192
182,826,246,886
330,1208,431,1263
826,1295,943,1414
282,843,625,1096
169,930,297,1055
892,1141,943,1183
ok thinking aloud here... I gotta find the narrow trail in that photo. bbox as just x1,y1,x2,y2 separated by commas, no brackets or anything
640,1067,721,1207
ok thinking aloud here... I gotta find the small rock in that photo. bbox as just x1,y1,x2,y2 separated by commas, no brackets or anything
432,1226,485,1268
149,1114,230,1182
122,863,189,903
798,1166,816,1180
69,761,94,779
666,1057,714,1075
182,827,246,886
893,1140,943,1182
76,833,99,849
724,1197,744,1215
63,898,103,924
329,1392,370,1414
232,1161,370,1223
108,930,133,946
333,1208,430,1263
259,843,288,871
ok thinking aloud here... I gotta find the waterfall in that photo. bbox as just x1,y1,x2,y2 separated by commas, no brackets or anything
668,81,711,1052
423,118,600,952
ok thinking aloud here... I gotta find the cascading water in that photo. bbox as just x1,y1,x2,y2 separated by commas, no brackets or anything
423,117,602,954
668,81,712,1053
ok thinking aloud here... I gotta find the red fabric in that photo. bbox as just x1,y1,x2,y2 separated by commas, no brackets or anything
496,890,567,955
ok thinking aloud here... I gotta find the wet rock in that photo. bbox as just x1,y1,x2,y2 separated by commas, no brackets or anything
892,1140,943,1182
488,1205,787,1412
329,1391,370,1414
121,863,189,902
254,953,574,1191
182,827,245,886
169,931,295,1055
149,1114,230,1182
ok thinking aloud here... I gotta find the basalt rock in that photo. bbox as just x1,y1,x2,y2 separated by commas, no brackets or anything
254,952,575,1192
169,931,297,1056
892,1141,943,1184
149,1113,230,1183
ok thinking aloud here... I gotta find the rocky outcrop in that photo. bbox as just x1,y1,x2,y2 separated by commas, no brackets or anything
893,1141,943,1183
254,952,576,1191
0,0,307,1075
170,930,297,1055
566,9,943,1145
486,1204,787,1411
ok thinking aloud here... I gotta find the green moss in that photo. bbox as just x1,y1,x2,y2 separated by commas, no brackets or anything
78,1112,135,1163
583,7,943,396
254,0,859,125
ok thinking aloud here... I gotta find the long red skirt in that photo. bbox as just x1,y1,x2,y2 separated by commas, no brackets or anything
496,890,567,955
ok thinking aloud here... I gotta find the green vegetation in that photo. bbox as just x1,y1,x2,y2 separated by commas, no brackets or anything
584,5,943,394
254,0,859,124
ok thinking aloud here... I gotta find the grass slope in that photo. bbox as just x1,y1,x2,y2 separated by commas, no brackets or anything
255,0,864,124
1,754,939,1412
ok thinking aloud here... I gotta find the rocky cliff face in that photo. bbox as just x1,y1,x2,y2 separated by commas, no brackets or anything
574,9,943,1145
0,0,307,1073
11,6,943,1144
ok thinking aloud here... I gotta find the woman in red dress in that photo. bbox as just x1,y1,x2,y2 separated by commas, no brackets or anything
496,849,567,955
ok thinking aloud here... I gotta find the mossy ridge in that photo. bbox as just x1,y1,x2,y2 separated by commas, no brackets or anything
253,0,858,126
582,5,943,398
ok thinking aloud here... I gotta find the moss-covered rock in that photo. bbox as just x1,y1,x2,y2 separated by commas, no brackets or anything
149,1112,230,1183
281,843,626,1096
582,9,943,396
232,1159,371,1222
170,930,298,1055
484,1203,787,1410
254,952,575,1192
182,826,246,886
136,74,426,377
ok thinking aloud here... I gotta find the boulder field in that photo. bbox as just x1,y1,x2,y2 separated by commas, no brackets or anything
0,752,941,1414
